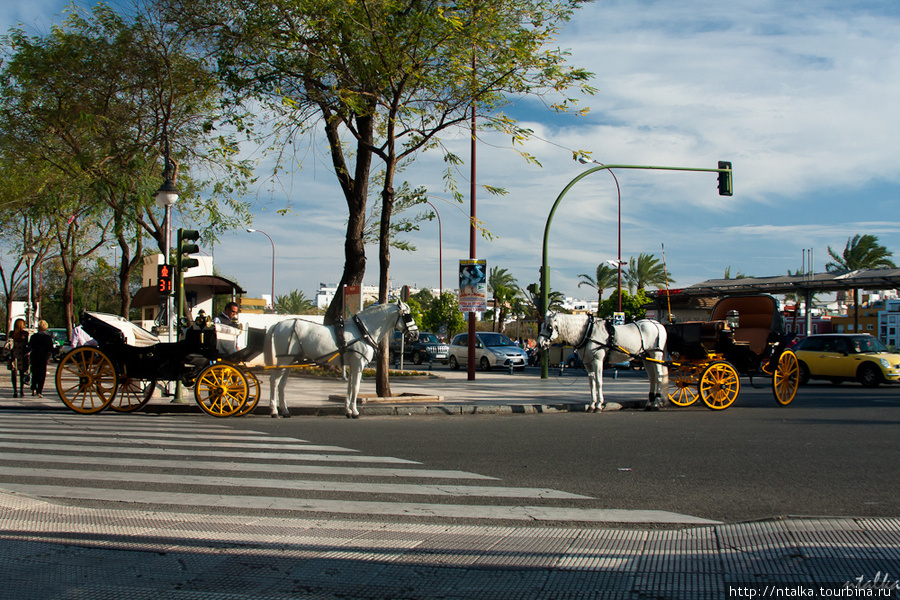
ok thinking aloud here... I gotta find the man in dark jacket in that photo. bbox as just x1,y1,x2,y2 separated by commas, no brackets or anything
28,320,54,397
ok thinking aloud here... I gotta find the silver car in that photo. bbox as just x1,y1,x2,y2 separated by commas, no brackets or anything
448,332,528,371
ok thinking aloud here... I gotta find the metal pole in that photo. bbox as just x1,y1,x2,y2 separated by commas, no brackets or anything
467,68,477,381
541,163,732,379
26,256,34,329
164,205,174,342
248,229,276,310
423,200,443,293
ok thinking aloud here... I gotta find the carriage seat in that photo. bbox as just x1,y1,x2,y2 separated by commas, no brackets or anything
700,320,727,349
83,312,159,348
709,296,777,357
731,314,772,356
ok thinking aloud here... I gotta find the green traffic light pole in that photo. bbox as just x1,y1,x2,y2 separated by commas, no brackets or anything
539,162,732,379
172,228,201,402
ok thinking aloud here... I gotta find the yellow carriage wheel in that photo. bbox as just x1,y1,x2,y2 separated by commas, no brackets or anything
667,363,700,407
699,361,740,410
194,363,248,417
235,369,261,416
54,346,119,414
109,378,157,412
772,349,800,406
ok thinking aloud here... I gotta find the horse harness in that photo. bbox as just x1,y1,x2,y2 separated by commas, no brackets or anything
574,316,662,364
277,311,400,366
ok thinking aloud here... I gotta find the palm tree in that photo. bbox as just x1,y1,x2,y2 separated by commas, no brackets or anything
723,266,750,279
577,263,618,312
826,235,896,328
488,267,519,332
826,234,895,272
624,253,672,293
525,282,565,316
274,289,317,314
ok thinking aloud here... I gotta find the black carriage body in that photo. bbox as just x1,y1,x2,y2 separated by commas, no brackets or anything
665,294,789,375
80,312,218,384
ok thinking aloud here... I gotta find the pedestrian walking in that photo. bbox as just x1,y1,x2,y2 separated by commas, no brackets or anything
28,320,53,397
8,319,29,398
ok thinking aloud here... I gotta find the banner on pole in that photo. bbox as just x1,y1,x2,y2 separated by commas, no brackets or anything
343,285,361,318
458,259,487,312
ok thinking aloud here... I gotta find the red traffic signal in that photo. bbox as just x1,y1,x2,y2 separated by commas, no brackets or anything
157,263,173,294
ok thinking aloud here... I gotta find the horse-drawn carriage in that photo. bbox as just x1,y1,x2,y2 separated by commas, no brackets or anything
665,294,800,409
539,293,801,412
54,311,264,417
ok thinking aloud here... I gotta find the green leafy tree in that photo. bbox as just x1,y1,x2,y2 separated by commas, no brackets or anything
598,289,649,322
578,263,618,312
274,290,318,314
422,291,465,339
160,0,594,397
411,289,435,314
0,4,253,322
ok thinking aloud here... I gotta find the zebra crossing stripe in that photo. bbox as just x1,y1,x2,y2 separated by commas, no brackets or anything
0,466,588,499
0,452,494,480
0,441,415,464
0,484,718,524
0,432,357,453
0,425,314,444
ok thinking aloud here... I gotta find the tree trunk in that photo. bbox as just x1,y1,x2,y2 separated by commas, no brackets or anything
322,113,373,326
376,182,396,398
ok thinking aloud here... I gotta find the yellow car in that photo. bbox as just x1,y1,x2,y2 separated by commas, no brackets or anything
794,334,900,387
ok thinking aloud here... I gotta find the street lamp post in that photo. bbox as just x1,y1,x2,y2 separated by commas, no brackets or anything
540,162,733,379
154,128,182,402
247,229,275,311
24,240,38,329
154,168,179,342
423,200,443,293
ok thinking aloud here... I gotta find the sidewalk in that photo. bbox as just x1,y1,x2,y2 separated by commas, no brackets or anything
3,488,898,599
0,365,654,416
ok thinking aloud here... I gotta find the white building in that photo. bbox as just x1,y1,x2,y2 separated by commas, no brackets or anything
878,298,900,349
131,254,244,332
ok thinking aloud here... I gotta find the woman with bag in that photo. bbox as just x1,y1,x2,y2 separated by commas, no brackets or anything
28,320,53,397
8,319,29,398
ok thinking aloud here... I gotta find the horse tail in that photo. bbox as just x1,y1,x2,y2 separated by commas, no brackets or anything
263,322,276,367
264,320,289,367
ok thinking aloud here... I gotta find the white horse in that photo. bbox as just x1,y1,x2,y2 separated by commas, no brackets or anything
539,313,668,412
264,302,418,418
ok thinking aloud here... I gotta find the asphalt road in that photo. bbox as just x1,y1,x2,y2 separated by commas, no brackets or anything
227,377,900,524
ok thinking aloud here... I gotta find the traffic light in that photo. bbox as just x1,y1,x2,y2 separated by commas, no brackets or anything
717,161,733,196
157,263,173,294
177,228,200,273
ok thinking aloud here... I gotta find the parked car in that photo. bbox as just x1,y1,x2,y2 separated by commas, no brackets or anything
448,332,528,371
389,331,449,365
793,333,900,387
563,351,636,371
0,333,8,363
48,328,69,361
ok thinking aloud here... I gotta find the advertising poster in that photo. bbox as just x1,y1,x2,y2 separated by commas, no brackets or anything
458,259,487,312
343,285,361,318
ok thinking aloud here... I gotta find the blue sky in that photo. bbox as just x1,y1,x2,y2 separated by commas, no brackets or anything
5,1,900,301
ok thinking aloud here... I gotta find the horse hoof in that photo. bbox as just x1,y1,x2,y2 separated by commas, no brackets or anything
270,414,280,418
282,412,292,419
351,413,360,419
